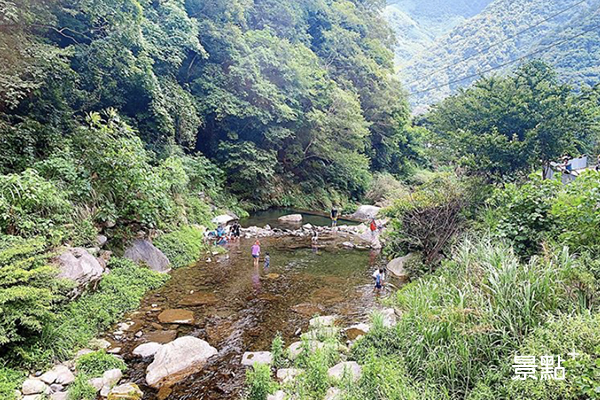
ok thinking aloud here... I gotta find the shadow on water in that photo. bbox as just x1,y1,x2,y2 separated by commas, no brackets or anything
109,235,391,399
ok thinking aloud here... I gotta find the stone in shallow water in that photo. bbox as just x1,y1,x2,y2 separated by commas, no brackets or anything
157,309,195,325
145,330,178,344
278,214,303,222
265,273,280,279
146,336,218,388
133,342,163,358
179,292,218,306
241,351,272,366
291,303,323,316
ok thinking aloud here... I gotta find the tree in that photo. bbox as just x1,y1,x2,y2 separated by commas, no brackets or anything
423,61,600,181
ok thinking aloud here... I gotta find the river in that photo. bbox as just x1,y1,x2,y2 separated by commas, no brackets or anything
104,215,387,399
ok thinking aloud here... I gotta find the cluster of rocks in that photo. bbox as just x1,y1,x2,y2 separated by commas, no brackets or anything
240,221,387,250
17,343,142,400
240,309,399,400
55,235,172,300
131,336,218,389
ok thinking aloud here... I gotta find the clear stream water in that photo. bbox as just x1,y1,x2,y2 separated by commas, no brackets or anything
105,211,390,399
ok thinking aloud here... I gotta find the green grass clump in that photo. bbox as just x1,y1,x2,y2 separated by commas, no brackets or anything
0,367,24,400
245,363,278,400
154,225,207,268
350,237,584,399
68,374,98,400
76,350,126,377
16,257,168,369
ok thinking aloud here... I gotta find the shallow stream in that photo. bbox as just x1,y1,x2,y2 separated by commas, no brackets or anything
105,229,389,399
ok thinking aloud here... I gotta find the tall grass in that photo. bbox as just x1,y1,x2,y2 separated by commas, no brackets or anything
352,237,575,398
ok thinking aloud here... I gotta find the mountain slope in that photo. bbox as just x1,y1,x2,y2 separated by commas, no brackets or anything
384,0,494,65
399,0,600,107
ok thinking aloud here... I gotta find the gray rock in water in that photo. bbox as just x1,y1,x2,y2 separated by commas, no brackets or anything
146,336,218,388
133,342,163,358
278,214,303,223
309,315,337,328
350,205,381,221
124,239,171,273
55,247,107,295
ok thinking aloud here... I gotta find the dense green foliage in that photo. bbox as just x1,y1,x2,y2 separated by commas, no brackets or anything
0,236,63,348
402,0,600,106
75,350,127,376
7,257,167,369
1,0,415,209
423,62,600,181
0,367,24,400
154,225,208,268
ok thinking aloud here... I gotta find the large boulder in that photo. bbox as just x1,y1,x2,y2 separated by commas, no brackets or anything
124,240,171,273
22,379,47,395
278,214,303,223
386,254,412,281
55,248,107,294
350,205,381,221
212,214,235,225
146,336,218,388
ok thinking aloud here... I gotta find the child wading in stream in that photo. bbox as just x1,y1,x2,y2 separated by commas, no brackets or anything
373,268,384,291
264,252,270,269
251,240,261,267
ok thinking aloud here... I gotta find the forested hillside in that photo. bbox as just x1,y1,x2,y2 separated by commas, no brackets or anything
1,0,416,210
383,0,493,65
399,0,600,107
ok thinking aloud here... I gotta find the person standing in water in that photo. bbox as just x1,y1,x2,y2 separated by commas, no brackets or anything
373,268,384,292
251,240,261,267
369,217,378,239
264,252,270,269
330,206,339,230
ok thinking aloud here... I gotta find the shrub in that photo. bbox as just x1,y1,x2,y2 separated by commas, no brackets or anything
0,367,24,400
76,350,126,377
245,363,277,400
68,374,97,400
364,172,407,206
551,171,600,254
0,169,73,238
15,257,168,369
271,332,285,368
154,225,207,268
0,236,61,351
353,237,577,398
385,174,469,264
488,177,560,257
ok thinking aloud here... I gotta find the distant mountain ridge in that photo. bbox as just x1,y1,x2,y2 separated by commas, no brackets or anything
384,0,494,65
385,0,600,108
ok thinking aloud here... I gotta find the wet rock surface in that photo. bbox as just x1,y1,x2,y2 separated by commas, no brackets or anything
98,233,401,400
